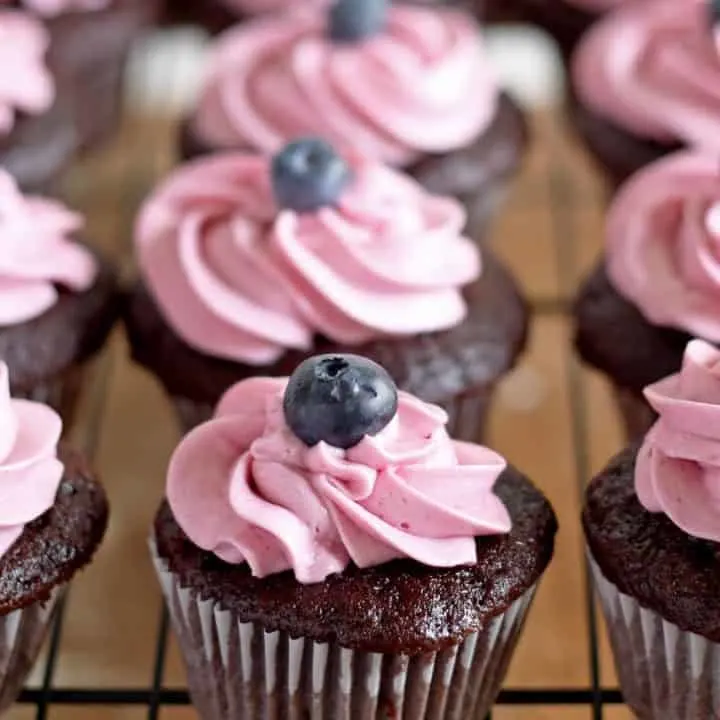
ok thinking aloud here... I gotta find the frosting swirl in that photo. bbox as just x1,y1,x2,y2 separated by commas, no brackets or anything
0,0,110,15
572,0,720,147
0,11,54,135
136,152,479,364
168,376,511,583
0,362,64,559
192,4,497,165
636,339,720,542
0,170,97,325
606,151,720,341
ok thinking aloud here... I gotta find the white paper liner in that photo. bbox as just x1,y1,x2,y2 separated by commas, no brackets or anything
0,586,64,714
590,554,720,719
152,540,537,719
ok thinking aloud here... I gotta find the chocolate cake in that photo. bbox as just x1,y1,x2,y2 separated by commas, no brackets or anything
155,466,556,654
1,248,121,396
0,445,109,615
125,251,528,436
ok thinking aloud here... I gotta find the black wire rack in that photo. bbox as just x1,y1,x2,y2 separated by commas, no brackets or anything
10,34,630,719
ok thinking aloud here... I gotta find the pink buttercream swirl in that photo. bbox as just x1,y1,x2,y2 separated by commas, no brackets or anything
573,0,720,147
192,4,496,165
0,362,64,559
0,170,97,325
636,340,720,542
0,10,54,135
168,376,511,583
0,0,110,15
136,152,479,365
606,151,720,341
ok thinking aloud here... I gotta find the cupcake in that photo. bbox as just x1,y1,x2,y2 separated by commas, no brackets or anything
1,0,161,151
574,151,720,440
124,139,528,437
0,170,121,426
163,0,487,36
0,9,77,191
0,361,108,714
151,353,557,720
585,339,720,718
179,0,528,244
570,0,720,189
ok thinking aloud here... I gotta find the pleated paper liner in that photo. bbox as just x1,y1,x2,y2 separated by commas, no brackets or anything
590,555,720,719
0,586,64,714
152,539,538,720
171,384,496,443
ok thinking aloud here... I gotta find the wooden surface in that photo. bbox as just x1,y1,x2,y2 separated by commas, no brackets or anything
5,108,636,719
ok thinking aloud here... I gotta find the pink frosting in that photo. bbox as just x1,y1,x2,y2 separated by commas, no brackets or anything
636,340,720,542
168,376,511,583
0,0,110,15
219,0,328,14
0,10,54,135
606,151,720,341
0,362,64,559
572,0,720,147
192,5,496,166
136,152,479,365
0,169,98,325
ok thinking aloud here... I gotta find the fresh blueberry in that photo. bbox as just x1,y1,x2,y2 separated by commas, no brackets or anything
283,354,399,450
711,0,720,25
329,0,388,43
271,138,352,213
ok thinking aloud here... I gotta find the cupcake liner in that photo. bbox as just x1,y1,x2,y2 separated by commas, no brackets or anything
152,540,537,720
610,384,656,443
0,586,64,715
172,384,495,442
590,554,720,719
13,362,87,433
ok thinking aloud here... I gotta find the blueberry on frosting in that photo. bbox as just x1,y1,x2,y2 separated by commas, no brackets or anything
271,138,352,213
711,0,720,26
283,354,398,450
329,0,388,43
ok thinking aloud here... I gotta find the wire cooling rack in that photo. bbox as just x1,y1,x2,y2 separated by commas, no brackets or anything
9,30,630,720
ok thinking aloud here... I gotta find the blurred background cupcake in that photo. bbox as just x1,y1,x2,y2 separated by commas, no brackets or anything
574,151,720,440
2,0,162,151
179,0,528,245
570,0,719,189
585,339,720,718
152,353,557,719
124,139,528,438
0,360,108,713
0,9,76,192
0,170,121,427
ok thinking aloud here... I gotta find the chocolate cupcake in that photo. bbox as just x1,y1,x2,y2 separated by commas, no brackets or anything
178,0,528,245
2,0,161,152
151,353,557,720
0,362,108,713
162,0,488,36
124,141,528,438
585,340,720,718
569,0,718,189
574,151,720,440
0,170,121,427
0,10,77,192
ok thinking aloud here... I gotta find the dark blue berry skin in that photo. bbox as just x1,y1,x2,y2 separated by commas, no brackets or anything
329,0,388,43
283,354,399,450
271,138,352,213
711,0,720,25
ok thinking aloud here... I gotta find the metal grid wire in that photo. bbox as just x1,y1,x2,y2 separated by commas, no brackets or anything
9,38,626,718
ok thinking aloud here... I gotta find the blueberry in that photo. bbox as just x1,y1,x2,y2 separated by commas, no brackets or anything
711,0,720,25
283,354,399,450
329,0,388,43
271,138,352,213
